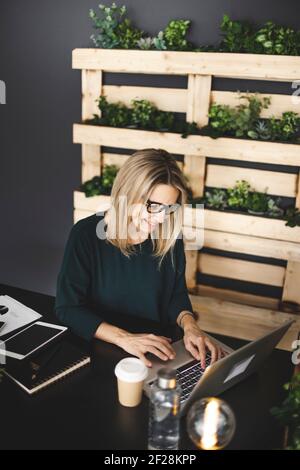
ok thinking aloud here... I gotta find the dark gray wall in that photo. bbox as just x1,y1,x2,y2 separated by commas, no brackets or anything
0,0,299,296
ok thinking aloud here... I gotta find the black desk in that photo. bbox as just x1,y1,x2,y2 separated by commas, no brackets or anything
0,284,293,450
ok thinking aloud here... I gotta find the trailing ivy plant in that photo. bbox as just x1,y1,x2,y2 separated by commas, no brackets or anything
80,164,119,197
271,373,300,450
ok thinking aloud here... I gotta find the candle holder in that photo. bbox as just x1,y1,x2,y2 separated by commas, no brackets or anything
187,397,236,450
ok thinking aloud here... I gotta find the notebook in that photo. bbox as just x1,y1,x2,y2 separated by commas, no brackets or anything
4,341,91,395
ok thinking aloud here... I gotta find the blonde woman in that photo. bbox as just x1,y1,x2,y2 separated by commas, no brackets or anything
54,149,221,368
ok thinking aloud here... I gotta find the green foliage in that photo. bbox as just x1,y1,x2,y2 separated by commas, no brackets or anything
152,31,168,50
208,94,300,143
88,7,300,55
89,3,142,49
131,99,156,127
205,189,228,209
96,95,132,127
136,37,154,50
246,191,269,213
220,14,257,53
208,94,271,138
80,165,119,197
162,20,192,51
89,95,195,137
271,373,300,450
284,208,300,227
220,15,300,55
255,21,300,55
268,112,300,142
227,180,251,209
267,198,284,218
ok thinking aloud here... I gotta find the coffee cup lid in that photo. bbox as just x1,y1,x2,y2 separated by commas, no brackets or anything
115,357,148,383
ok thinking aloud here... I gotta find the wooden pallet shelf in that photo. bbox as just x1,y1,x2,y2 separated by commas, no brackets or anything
73,124,300,167
72,47,300,351
72,49,300,81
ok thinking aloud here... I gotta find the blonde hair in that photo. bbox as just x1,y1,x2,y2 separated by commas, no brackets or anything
104,148,190,270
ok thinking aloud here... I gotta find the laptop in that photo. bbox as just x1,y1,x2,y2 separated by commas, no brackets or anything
143,320,294,415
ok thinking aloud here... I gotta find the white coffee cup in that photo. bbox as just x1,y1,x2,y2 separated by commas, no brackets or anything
114,357,148,407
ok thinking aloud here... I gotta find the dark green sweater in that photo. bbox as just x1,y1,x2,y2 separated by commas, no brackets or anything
54,212,193,341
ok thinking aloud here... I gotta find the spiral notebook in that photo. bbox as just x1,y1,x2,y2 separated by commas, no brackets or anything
4,341,91,395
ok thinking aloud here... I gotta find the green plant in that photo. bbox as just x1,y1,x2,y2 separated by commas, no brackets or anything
152,111,175,131
96,95,132,127
131,99,156,127
268,112,300,142
267,198,284,218
248,120,272,140
255,21,300,56
205,189,228,209
152,31,167,50
80,165,119,197
284,208,300,227
136,37,154,50
162,20,192,51
227,180,251,209
246,191,269,213
271,373,300,450
89,3,142,49
208,93,271,139
220,14,257,53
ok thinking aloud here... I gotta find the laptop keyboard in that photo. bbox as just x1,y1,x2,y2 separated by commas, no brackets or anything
176,353,212,404
147,350,228,404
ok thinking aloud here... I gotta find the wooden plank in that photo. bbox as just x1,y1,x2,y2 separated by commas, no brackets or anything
212,91,300,119
74,191,111,212
196,285,279,310
81,145,101,182
183,225,300,262
103,85,186,113
102,152,130,167
73,193,300,245
102,86,300,117
184,207,300,243
72,49,300,81
296,171,300,209
184,248,198,290
81,70,103,182
282,260,300,305
190,294,300,351
82,70,102,121
73,124,300,166
74,209,94,224
198,253,285,286
185,75,211,197
102,152,183,170
206,164,297,197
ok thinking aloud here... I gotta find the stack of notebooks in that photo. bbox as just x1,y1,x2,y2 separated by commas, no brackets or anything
4,341,91,395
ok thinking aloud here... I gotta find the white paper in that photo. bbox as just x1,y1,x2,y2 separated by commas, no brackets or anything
223,354,255,384
0,295,42,337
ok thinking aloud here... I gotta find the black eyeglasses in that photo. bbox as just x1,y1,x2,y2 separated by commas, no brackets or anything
145,199,181,214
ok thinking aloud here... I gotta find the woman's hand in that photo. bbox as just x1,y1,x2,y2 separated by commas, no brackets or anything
181,315,224,369
117,332,176,368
